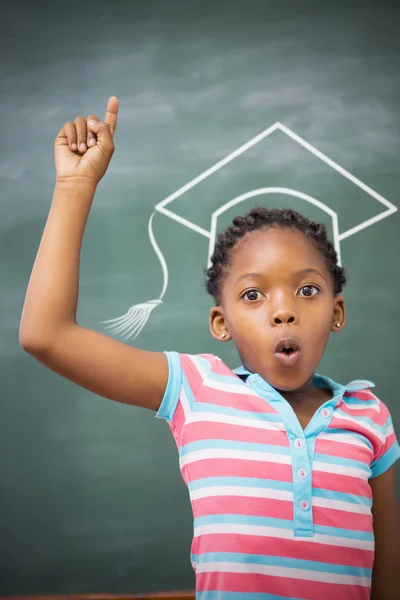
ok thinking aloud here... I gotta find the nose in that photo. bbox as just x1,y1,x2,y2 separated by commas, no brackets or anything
270,306,298,326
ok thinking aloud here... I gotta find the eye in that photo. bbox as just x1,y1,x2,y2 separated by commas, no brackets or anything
242,289,263,302
298,285,319,297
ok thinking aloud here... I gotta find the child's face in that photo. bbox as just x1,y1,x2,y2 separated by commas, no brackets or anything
209,227,346,392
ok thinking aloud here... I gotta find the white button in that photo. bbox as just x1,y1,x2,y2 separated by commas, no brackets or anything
297,468,308,479
299,500,310,511
294,438,305,449
321,408,330,418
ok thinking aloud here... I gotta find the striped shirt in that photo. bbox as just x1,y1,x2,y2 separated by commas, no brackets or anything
156,352,400,600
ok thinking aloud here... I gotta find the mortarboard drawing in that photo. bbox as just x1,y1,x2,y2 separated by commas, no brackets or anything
101,122,397,341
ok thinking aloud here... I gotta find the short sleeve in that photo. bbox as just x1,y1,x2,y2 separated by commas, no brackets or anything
155,351,216,448
370,400,400,479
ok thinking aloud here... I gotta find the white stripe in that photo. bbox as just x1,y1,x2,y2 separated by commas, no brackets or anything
344,402,379,413
203,378,265,397
312,497,371,515
196,561,370,587
314,461,370,479
187,410,285,431
180,448,291,467
191,485,292,502
333,412,385,443
190,355,211,380
346,380,373,389
318,432,370,449
194,523,375,551
180,386,191,419
386,423,394,436
191,486,371,515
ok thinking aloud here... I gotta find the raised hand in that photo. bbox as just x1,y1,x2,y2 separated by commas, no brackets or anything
54,96,119,185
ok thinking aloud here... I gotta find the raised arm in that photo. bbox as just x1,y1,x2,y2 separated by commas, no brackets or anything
19,97,168,411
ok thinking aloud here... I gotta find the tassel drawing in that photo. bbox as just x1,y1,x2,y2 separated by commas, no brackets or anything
100,212,168,340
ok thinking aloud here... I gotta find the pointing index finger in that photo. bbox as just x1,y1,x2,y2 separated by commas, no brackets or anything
104,96,119,136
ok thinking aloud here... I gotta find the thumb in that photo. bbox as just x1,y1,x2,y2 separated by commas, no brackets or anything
87,120,114,152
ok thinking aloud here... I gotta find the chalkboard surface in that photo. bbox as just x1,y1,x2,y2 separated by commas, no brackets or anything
1,0,399,595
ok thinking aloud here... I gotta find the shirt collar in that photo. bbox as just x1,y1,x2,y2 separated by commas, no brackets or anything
233,366,374,403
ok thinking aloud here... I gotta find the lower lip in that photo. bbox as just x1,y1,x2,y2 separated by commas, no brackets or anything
274,350,301,367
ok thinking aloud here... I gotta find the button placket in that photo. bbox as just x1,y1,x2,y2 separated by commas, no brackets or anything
246,376,315,537
290,434,313,537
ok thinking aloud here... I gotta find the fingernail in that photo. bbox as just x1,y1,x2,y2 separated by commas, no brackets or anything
71,143,77,151
88,120,97,125
88,138,95,147
80,143,86,151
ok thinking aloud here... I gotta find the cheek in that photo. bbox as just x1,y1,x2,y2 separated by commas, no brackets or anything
303,302,334,339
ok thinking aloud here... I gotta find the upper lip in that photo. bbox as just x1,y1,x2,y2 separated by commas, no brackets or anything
274,336,301,353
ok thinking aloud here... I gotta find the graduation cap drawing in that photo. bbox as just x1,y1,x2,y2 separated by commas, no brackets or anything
101,122,397,340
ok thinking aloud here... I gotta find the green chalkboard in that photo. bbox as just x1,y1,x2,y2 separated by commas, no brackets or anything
1,0,399,595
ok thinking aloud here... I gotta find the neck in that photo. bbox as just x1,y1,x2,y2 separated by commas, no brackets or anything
276,376,331,406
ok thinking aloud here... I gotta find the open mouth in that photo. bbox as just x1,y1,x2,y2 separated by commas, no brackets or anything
274,337,302,367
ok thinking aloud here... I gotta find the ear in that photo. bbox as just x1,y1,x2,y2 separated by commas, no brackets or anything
209,305,231,342
331,295,346,333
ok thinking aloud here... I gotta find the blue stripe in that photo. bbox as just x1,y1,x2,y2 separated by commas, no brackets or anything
193,402,283,422
370,440,400,479
344,399,379,409
155,351,181,422
181,370,196,410
314,523,374,541
181,439,290,456
384,414,393,429
192,551,372,577
192,354,215,373
312,487,373,507
195,514,374,541
189,477,293,492
195,514,294,530
314,452,371,473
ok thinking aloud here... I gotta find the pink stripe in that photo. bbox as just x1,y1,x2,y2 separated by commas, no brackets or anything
201,387,279,413
184,421,289,446
344,390,376,401
211,359,242,377
312,506,373,531
188,458,293,482
197,533,374,568
312,472,372,497
193,496,293,520
196,572,370,600
170,400,185,439
181,354,211,397
328,418,382,454
337,404,381,419
315,438,372,462
376,433,397,460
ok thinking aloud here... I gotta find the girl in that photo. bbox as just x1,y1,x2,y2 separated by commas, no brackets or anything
20,97,400,600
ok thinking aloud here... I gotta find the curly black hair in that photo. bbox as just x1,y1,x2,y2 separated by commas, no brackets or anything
206,207,346,303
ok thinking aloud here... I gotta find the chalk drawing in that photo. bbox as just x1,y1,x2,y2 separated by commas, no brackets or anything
101,123,397,340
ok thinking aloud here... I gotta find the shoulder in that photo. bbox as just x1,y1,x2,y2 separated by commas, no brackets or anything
163,351,237,390
343,381,392,421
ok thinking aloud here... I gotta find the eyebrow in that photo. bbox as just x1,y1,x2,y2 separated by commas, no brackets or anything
234,268,327,287
234,272,264,286
294,268,327,281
